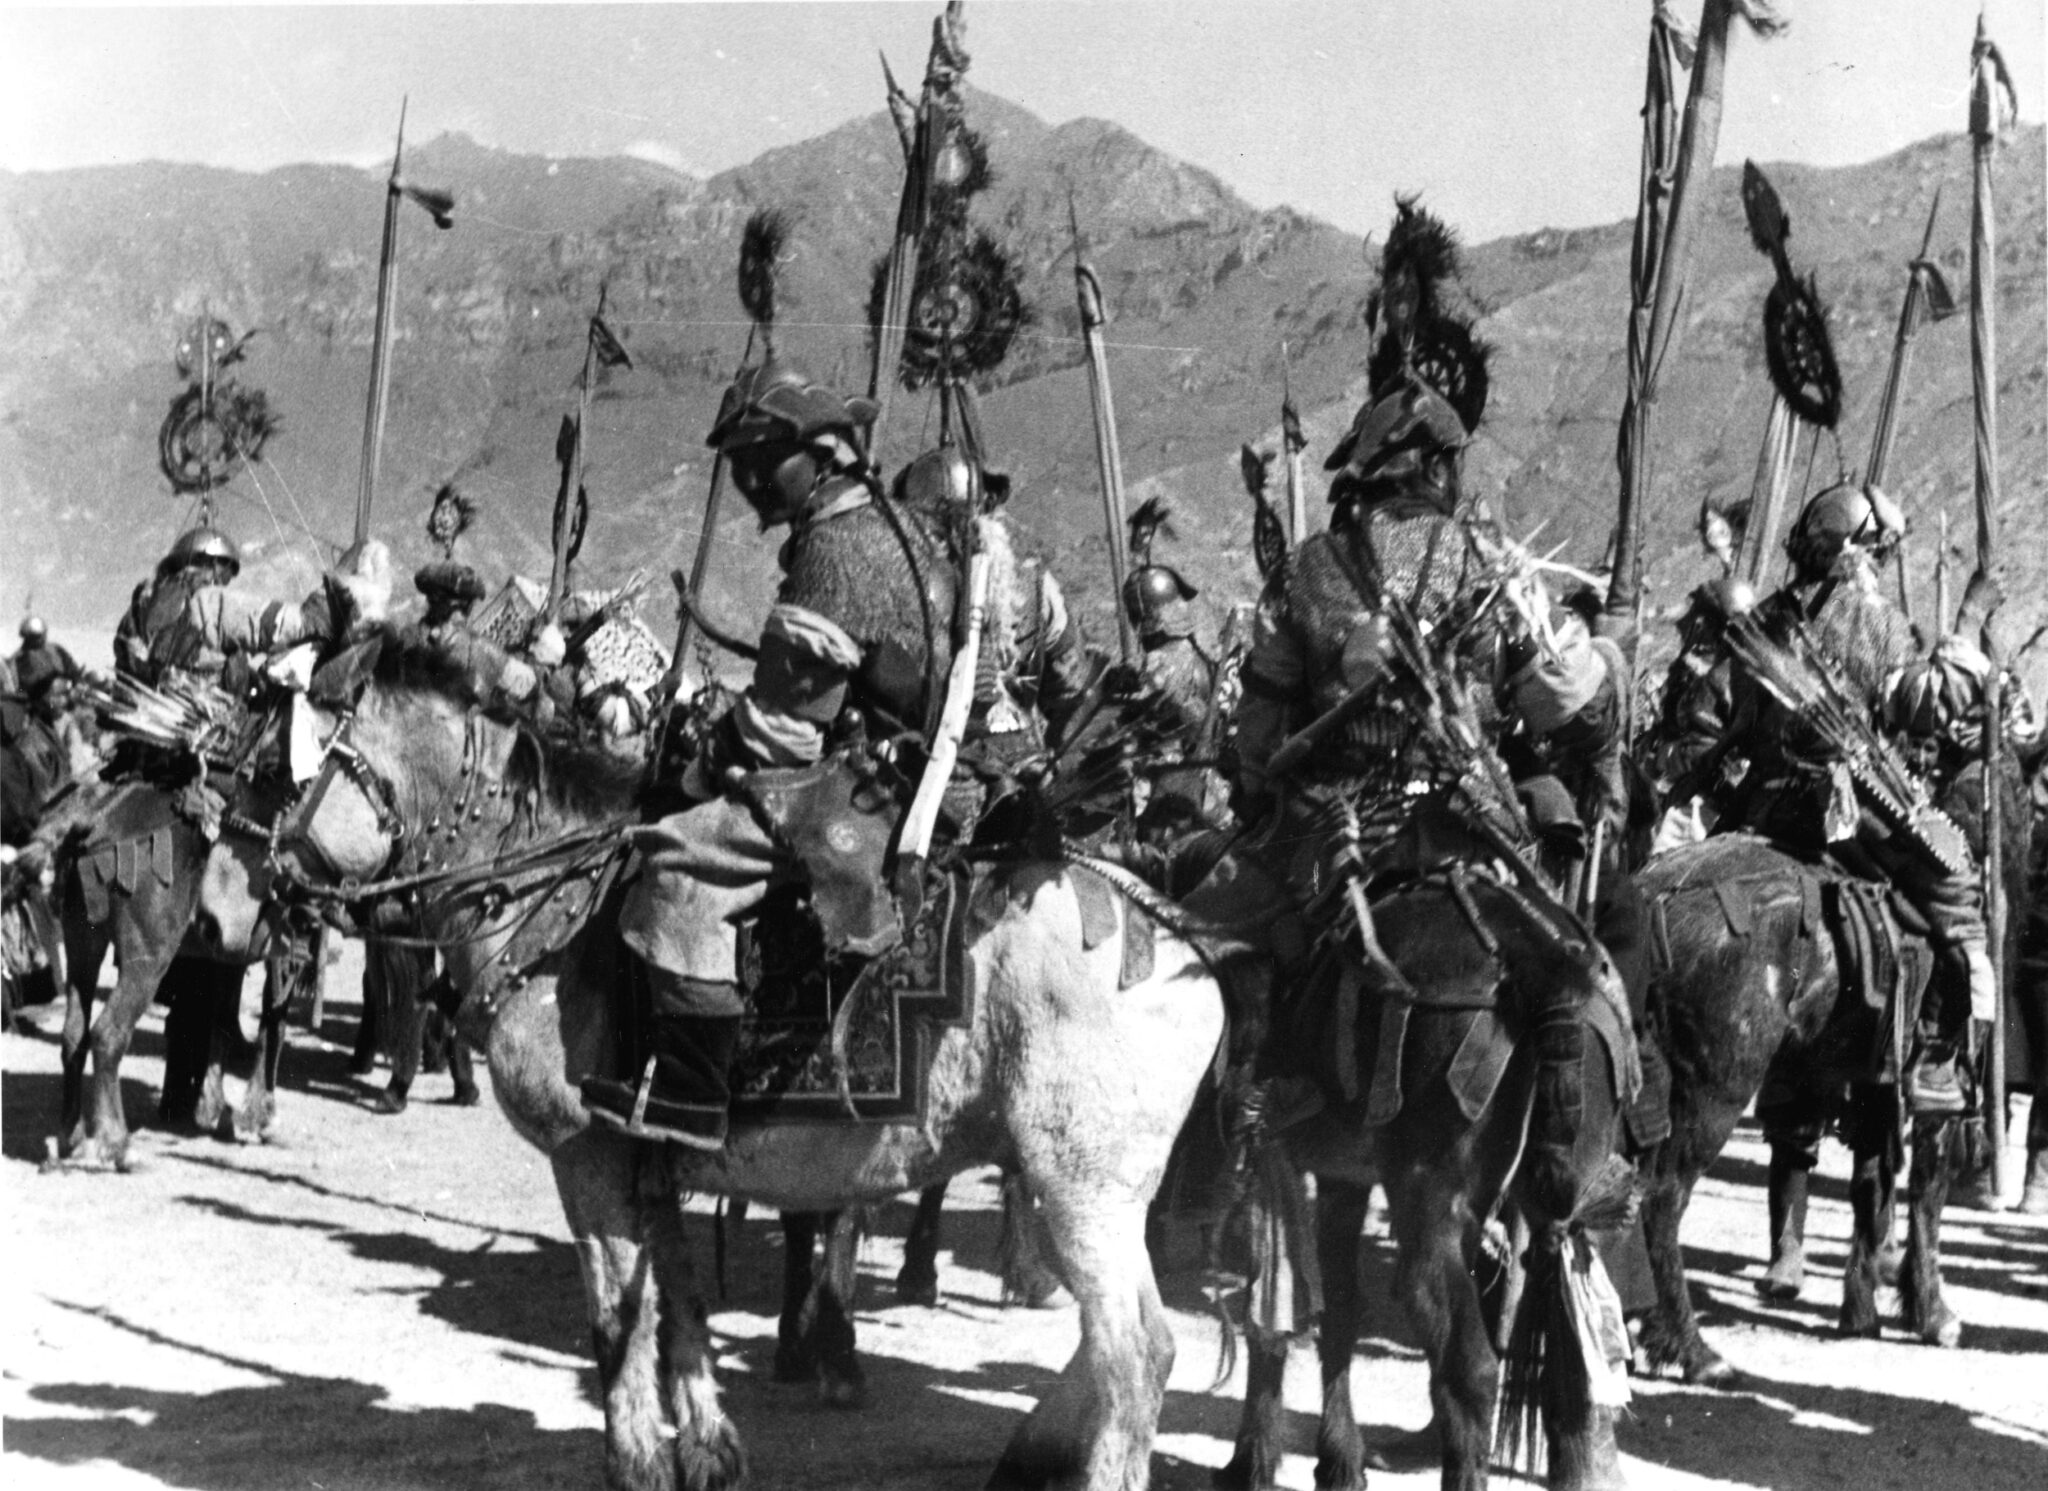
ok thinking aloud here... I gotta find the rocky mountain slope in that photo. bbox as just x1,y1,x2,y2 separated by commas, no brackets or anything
1,96,2040,681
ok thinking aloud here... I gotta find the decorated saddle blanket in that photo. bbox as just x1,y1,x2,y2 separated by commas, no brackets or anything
1644,833,1930,1086
722,857,1158,1125
1282,869,1639,1132
64,781,207,926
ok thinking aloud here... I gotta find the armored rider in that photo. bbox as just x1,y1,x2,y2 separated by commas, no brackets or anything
579,361,952,1148
1716,481,1995,1116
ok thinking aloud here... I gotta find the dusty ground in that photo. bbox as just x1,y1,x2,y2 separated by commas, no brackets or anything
5,940,2046,1491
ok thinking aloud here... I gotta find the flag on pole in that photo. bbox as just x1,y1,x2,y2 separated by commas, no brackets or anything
589,315,632,371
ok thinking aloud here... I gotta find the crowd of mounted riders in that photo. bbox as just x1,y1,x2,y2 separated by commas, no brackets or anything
5,189,2045,1491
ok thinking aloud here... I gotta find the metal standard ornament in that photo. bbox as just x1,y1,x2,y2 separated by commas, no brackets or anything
157,317,278,494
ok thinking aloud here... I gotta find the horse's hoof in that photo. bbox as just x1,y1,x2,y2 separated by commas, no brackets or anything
1685,1352,1743,1390
1907,1302,1962,1349
373,1088,408,1115
816,1373,868,1411
1209,1451,1279,1491
450,1082,480,1108
895,1269,939,1308
675,1415,747,1491
1835,1312,1882,1340
1009,1276,1069,1310
1756,1246,1804,1301
1876,1243,1904,1290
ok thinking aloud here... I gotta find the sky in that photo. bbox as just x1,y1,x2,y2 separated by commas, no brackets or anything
2,1,2043,242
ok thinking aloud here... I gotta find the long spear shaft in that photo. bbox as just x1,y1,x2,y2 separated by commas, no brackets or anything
1609,3,1690,642
1969,12,2012,1203
353,100,411,555
1071,205,1135,664
1736,396,1797,587
673,326,759,670
1869,190,1948,622
548,288,605,623
1281,342,1307,544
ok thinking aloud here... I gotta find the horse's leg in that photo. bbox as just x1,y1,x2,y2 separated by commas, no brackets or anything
85,884,194,1167
775,1210,821,1384
373,943,431,1114
897,1178,947,1306
1839,1085,1893,1339
1756,1114,1821,1301
1213,1167,1294,1491
998,1168,1068,1309
157,956,209,1126
233,953,290,1143
1637,1089,1749,1386
192,963,241,1136
645,1152,745,1491
1385,1158,1496,1491
439,1003,481,1105
808,1207,867,1408
988,1185,1172,1491
57,897,107,1155
552,1134,679,1491
1310,1176,1372,1491
1899,1114,1962,1348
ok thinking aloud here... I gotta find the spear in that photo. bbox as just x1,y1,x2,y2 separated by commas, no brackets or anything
1607,0,1785,649
868,3,967,468
1968,10,2018,1204
1867,191,1957,619
349,98,455,563
1280,342,1307,544
546,285,629,622
1070,197,1135,664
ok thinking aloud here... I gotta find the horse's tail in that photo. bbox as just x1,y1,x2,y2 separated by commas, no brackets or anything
1493,1153,1638,1478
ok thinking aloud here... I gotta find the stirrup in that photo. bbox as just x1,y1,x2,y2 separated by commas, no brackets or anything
580,1061,729,1151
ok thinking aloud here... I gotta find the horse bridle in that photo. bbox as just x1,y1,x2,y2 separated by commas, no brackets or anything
264,707,408,895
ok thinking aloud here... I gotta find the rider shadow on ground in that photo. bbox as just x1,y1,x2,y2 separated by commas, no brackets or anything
1625,1368,2048,1491
9,1305,600,1491
168,1188,592,1365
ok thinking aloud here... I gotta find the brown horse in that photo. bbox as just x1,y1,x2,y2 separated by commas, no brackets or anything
1213,866,1640,1491
1631,831,1988,1382
200,665,1227,1491
36,778,294,1169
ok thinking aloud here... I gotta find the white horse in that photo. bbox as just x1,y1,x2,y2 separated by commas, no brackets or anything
201,659,1224,1491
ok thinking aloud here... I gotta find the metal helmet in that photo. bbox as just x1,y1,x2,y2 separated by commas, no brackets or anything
1122,564,1198,640
166,525,241,577
1887,638,1990,742
704,358,878,453
897,445,979,510
1785,482,1904,576
19,614,47,643
1323,382,1470,507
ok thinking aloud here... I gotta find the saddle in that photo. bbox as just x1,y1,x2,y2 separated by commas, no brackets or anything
1644,833,1931,1087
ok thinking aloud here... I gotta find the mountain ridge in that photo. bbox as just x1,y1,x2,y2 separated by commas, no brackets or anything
1,97,2040,695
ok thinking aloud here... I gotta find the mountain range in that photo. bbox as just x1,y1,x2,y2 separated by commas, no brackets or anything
2,90,2041,688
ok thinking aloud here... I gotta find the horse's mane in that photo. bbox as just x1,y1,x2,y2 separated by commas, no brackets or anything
362,626,643,821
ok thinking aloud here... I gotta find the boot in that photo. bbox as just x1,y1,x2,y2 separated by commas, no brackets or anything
1758,1154,1810,1301
2019,1148,2048,1218
582,989,742,1150
1904,1034,1968,1117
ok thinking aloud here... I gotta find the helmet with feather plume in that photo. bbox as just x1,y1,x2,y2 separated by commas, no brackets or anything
1887,637,1990,748
1326,199,1490,512
1122,496,1198,641
708,208,878,454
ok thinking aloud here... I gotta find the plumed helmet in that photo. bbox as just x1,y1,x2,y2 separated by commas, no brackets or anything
413,560,486,607
1887,638,1990,743
1323,382,1471,491
167,526,241,577
19,614,47,643
1122,565,1199,640
1501,612,1608,735
705,358,879,453
897,445,979,510
1786,482,1904,575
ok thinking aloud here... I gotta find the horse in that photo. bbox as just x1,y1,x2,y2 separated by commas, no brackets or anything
35,773,299,1169
198,656,1227,1491
1208,858,1641,1491
1629,829,2010,1381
